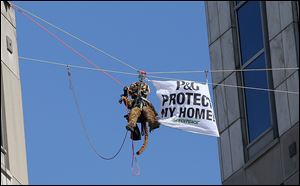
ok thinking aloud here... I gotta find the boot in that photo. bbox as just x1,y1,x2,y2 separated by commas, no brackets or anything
126,125,135,132
131,125,141,141
149,122,160,132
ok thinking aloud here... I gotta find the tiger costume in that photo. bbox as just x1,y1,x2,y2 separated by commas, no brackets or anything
120,77,160,155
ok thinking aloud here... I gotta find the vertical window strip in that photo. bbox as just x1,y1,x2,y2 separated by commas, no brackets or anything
236,1,273,143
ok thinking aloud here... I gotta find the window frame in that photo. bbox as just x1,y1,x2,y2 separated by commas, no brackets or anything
234,1,278,160
236,2,265,65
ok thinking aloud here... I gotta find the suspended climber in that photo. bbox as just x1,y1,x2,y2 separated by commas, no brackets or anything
119,70,160,155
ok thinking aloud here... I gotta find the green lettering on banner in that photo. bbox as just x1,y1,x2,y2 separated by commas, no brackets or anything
172,118,200,125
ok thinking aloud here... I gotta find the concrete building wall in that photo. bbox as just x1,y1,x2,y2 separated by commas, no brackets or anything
1,1,28,185
205,1,299,185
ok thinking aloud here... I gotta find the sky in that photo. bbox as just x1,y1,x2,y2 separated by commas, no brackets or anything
14,1,221,185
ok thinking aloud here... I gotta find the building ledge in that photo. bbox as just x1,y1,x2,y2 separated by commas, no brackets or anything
1,146,12,180
244,138,279,168
1,164,12,180
1,146,7,154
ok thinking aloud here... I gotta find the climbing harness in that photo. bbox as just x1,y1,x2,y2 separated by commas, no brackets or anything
123,70,157,156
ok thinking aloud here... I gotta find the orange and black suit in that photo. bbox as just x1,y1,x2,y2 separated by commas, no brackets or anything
121,81,160,133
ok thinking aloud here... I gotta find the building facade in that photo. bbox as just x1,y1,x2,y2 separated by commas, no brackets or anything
205,1,299,185
1,1,28,185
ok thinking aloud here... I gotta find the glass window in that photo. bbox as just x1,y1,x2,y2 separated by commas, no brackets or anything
1,71,4,149
237,1,264,64
236,1,274,144
1,106,3,148
243,54,272,142
1,67,9,169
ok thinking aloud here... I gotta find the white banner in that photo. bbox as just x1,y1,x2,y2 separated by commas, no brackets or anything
151,80,219,137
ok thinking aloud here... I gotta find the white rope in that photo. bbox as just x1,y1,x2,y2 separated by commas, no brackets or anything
11,2,140,72
11,2,298,75
20,56,299,95
210,82,298,95
147,75,299,95
22,55,299,75
146,67,299,74
19,56,138,76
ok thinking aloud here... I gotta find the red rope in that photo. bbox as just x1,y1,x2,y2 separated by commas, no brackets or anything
13,4,143,173
131,141,140,176
13,4,125,87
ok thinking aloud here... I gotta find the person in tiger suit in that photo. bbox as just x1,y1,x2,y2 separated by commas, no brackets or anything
120,71,160,133
119,71,160,155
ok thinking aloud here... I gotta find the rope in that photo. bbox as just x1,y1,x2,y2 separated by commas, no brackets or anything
12,1,299,92
19,56,298,95
19,56,139,76
146,67,299,74
10,2,140,72
19,56,298,77
147,75,299,95
131,141,140,176
136,123,148,156
67,66,128,160
12,4,125,87
20,55,298,79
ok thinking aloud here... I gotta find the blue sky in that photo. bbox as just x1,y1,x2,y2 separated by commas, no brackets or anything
15,1,221,184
